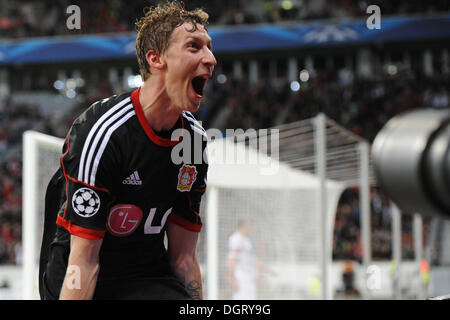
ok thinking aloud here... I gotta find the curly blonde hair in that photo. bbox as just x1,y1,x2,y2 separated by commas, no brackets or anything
135,1,209,81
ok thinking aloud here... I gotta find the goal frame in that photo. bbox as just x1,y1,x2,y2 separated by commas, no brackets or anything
22,130,64,300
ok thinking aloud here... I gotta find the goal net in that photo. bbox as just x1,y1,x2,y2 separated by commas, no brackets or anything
197,119,353,300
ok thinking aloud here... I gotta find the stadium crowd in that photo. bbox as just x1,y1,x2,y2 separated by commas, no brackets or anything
202,65,449,142
0,0,448,38
332,186,433,261
0,102,46,264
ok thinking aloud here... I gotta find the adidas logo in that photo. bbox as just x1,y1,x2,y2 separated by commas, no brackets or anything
122,171,142,185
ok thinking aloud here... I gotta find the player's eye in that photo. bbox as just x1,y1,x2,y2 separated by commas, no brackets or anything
188,42,200,50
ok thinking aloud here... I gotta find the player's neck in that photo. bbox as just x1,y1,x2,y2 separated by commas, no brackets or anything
139,79,181,132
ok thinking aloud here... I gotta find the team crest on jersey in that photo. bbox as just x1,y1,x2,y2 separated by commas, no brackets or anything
72,187,100,218
177,165,197,192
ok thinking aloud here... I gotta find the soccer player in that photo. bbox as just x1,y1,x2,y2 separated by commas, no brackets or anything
39,1,216,300
227,219,259,300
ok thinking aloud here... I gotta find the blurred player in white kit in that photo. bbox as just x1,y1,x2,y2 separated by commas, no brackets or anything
226,219,261,300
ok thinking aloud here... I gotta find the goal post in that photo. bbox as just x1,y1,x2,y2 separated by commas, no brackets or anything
22,131,64,300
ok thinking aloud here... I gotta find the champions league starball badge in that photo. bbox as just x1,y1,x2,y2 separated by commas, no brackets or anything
72,187,101,217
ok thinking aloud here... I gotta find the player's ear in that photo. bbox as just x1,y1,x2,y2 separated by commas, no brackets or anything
146,50,166,72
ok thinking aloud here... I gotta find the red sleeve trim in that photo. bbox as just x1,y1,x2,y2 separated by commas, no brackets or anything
167,214,202,233
56,215,105,240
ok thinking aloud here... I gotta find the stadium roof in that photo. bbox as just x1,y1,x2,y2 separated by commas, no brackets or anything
0,14,449,65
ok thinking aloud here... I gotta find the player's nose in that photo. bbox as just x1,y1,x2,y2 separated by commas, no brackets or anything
202,47,217,70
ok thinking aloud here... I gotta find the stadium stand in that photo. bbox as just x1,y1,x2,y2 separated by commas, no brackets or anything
1,0,449,38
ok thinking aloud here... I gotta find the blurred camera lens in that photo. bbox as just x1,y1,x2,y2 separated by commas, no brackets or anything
372,108,450,217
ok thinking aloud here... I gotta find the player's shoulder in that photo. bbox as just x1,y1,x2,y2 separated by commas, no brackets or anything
75,91,134,125
65,91,136,152
95,91,133,109
229,231,242,243
182,111,207,137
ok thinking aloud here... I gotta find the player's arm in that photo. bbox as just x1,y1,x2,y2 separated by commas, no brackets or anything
226,237,241,291
167,223,203,300
55,104,120,299
226,255,238,291
59,235,103,300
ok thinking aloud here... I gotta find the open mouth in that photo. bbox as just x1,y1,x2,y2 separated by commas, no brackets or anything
191,76,207,97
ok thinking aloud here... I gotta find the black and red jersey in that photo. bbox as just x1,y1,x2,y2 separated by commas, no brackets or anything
40,88,208,297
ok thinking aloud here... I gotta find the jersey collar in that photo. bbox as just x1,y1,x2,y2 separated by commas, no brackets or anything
131,87,184,147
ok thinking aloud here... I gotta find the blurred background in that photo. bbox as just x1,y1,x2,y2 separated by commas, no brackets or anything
0,0,449,299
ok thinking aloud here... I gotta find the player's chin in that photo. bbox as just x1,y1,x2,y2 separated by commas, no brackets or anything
185,91,203,112
185,100,201,113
